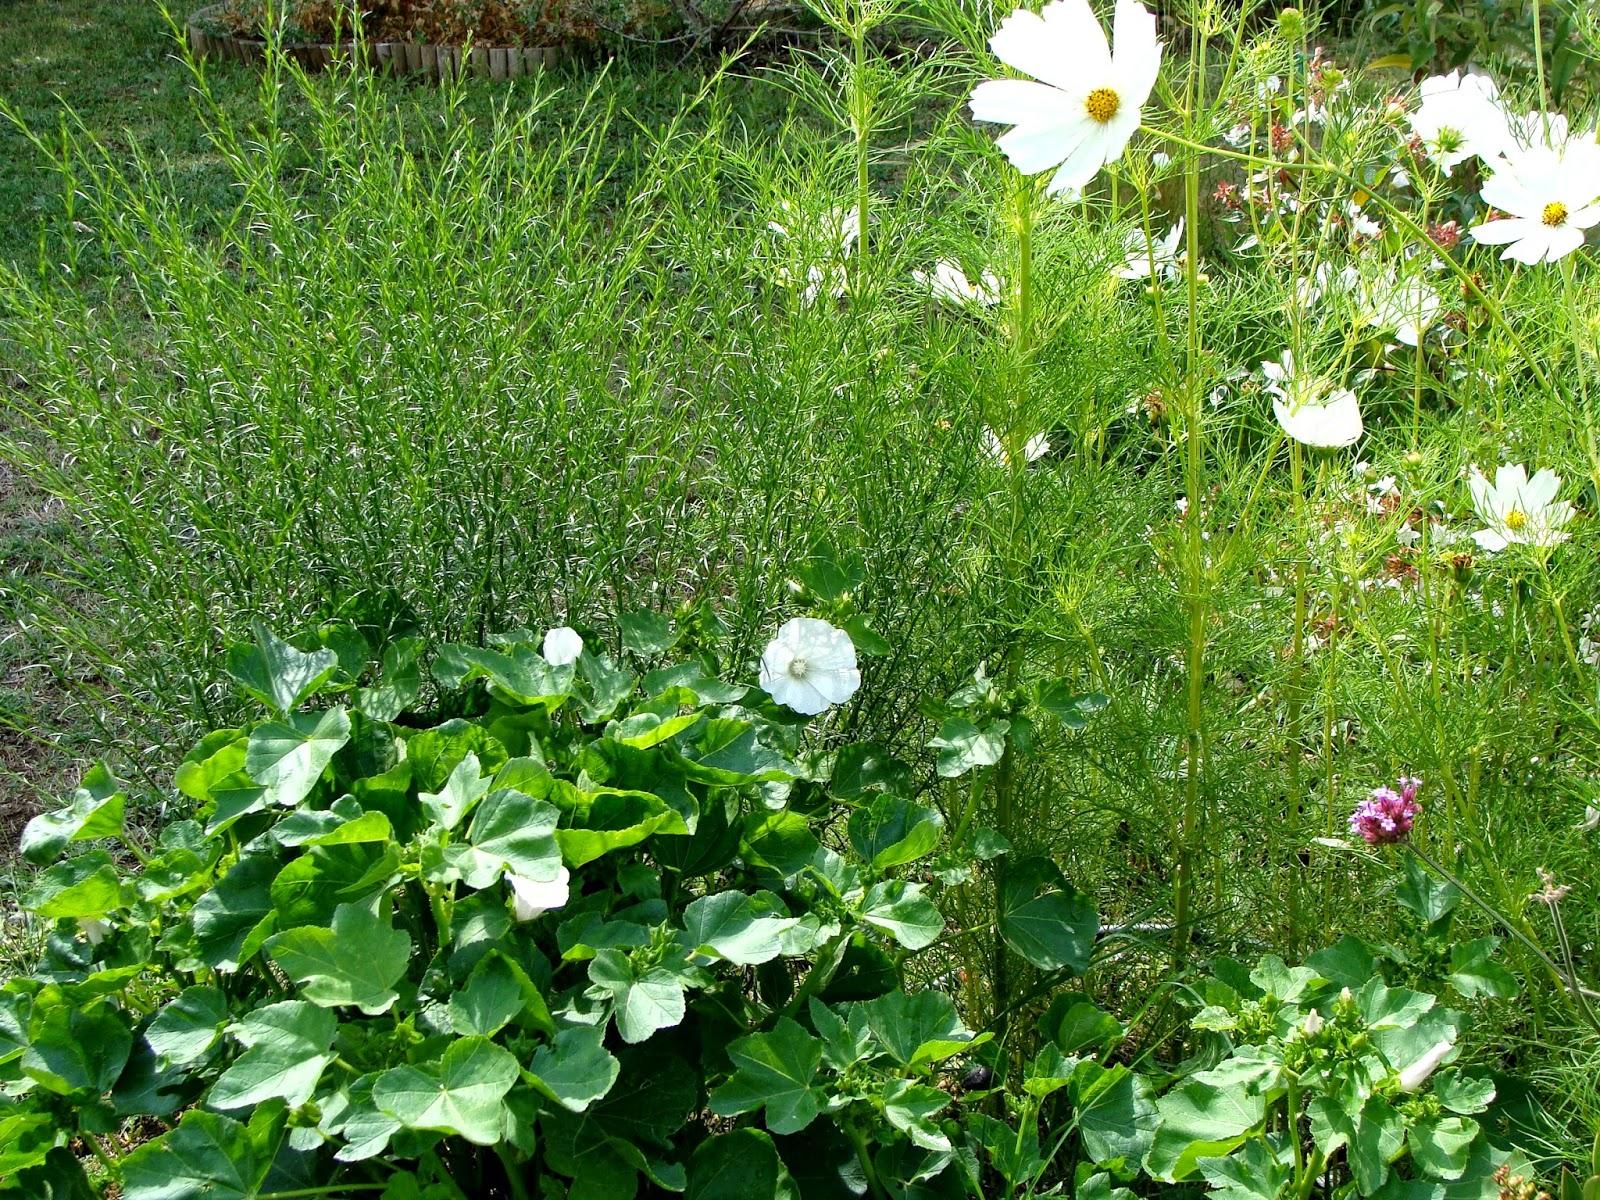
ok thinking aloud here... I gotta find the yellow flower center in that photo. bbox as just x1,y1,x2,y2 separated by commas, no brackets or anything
1504,508,1528,531
1084,87,1121,124
1542,201,1569,227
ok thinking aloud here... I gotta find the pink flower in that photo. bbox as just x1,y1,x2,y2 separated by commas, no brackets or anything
1349,776,1421,845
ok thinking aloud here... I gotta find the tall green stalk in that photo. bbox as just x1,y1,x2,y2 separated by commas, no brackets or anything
1172,5,1211,967
990,177,1037,1032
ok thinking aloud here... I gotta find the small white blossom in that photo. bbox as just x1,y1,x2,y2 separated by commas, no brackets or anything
913,259,1002,307
983,427,1051,466
1410,71,1510,171
1115,219,1185,281
1262,350,1363,448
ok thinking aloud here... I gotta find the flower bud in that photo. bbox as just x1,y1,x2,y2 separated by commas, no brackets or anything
1301,1009,1324,1037
1278,7,1305,38
1398,1038,1453,1091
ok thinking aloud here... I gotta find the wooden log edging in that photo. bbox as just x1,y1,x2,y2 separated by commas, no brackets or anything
185,7,565,78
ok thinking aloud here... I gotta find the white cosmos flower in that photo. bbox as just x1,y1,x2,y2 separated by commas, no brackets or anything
1115,219,1184,281
969,0,1162,195
1292,262,1359,309
914,259,1002,307
1470,141,1600,264
1468,464,1574,551
982,426,1051,466
1362,272,1442,347
1410,71,1509,171
542,626,584,666
509,867,571,921
760,618,860,715
1262,350,1363,448
770,204,861,303
1398,1038,1455,1092
1508,110,1579,151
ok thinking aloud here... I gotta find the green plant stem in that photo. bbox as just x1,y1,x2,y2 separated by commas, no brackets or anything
989,177,1037,1034
783,930,851,1019
1285,439,1307,955
846,1124,889,1200
86,1134,118,1179
257,1188,388,1200
495,1144,533,1200
1172,21,1210,969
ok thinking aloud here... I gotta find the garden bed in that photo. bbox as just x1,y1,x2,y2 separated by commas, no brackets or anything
186,4,564,77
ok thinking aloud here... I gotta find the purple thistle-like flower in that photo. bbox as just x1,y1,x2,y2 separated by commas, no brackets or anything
1349,778,1421,845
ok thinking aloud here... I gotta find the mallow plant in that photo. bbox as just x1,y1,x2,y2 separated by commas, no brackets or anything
0,615,1112,1200
0,613,1532,1199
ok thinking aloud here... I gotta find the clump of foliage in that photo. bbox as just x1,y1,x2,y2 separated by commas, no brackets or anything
0,619,1534,1199
0,621,1005,1196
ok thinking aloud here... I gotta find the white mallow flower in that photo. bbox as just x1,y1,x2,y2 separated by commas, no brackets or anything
969,0,1162,195
509,868,571,921
1362,273,1442,347
760,618,861,715
542,626,584,666
1262,350,1363,449
81,918,110,946
1468,464,1574,551
1409,71,1509,171
983,426,1051,466
914,259,1002,307
1470,141,1600,265
1398,1038,1455,1092
1115,219,1184,281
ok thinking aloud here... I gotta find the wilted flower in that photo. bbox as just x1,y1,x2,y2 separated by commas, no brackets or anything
1468,464,1574,551
1409,71,1509,171
509,867,571,921
969,0,1162,195
1580,805,1600,832
760,617,861,715
1470,140,1600,265
1262,350,1363,448
543,626,584,666
914,259,1002,307
1398,1037,1454,1091
1115,219,1185,281
1531,868,1571,905
1348,775,1421,845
